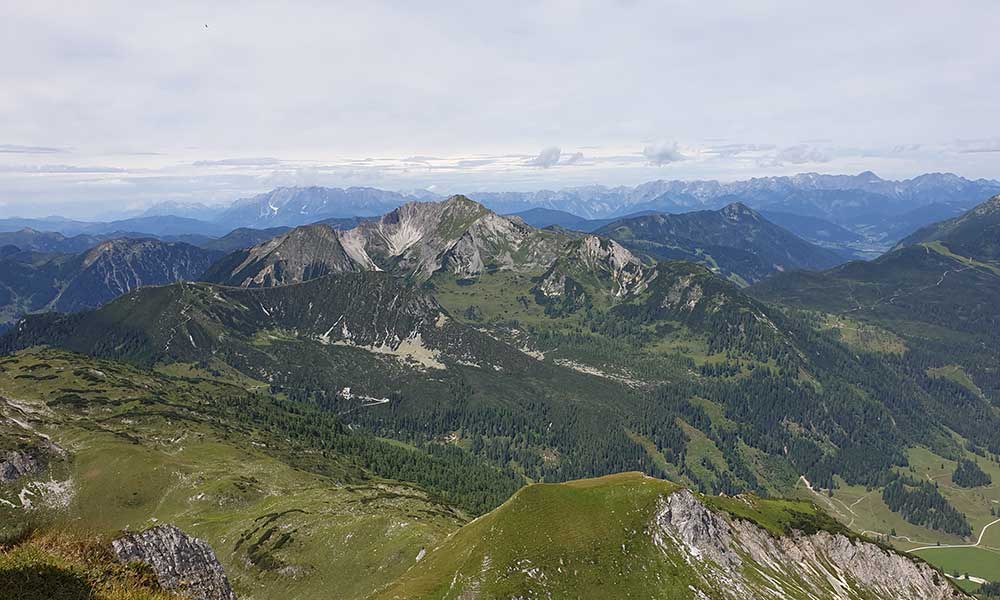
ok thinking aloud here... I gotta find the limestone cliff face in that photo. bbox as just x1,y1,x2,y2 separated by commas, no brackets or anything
207,195,570,286
112,524,237,600
655,489,965,600
534,236,654,310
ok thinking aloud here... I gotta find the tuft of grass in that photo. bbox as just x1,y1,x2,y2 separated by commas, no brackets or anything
0,528,181,600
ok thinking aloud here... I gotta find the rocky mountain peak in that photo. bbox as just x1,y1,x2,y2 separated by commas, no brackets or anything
441,193,483,210
574,235,643,273
719,201,759,222
211,194,570,285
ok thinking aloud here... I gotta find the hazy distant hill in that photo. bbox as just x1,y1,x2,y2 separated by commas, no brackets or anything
895,194,1000,260
0,238,220,324
0,214,230,238
213,186,422,228
595,203,845,284
0,228,112,254
752,194,1000,341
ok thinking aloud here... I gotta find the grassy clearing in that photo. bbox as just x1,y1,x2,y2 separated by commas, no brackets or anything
927,364,986,399
925,241,1000,277
791,443,1000,571
913,546,1000,584
430,271,567,331
818,313,907,354
678,418,728,487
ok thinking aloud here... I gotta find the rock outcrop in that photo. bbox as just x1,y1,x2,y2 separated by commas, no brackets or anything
0,438,66,483
534,236,654,311
654,489,965,600
112,524,237,600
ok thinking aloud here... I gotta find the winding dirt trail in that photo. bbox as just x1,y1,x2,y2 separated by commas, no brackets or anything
909,518,1000,552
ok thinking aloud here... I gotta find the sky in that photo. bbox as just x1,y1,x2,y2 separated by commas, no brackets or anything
2,1,999,218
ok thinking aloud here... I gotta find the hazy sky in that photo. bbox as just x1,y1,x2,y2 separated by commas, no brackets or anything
2,1,999,217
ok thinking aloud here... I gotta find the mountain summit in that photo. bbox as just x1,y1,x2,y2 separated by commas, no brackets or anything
206,195,570,286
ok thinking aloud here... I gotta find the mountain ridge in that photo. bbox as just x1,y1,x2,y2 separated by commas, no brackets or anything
0,238,221,325
376,472,968,600
594,202,845,284
205,195,574,287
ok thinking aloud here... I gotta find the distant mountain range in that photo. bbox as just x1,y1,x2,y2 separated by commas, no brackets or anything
213,186,425,227
752,193,1000,343
2,174,996,265
203,196,839,290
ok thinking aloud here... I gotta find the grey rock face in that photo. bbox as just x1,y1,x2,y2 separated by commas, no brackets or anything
534,236,653,310
209,195,572,287
0,449,44,483
653,489,966,600
112,524,237,600
0,439,66,483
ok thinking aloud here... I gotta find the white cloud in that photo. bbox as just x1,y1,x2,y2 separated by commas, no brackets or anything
0,144,67,154
772,144,831,165
0,164,126,173
705,143,775,158
2,3,1000,213
525,147,562,168
192,157,282,167
642,142,686,165
956,138,1000,154
458,158,497,168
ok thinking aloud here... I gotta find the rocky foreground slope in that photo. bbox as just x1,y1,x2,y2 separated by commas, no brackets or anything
376,473,966,600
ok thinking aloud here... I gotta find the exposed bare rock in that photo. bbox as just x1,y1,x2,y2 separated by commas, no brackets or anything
207,195,570,287
660,274,705,312
653,489,965,600
112,524,237,600
0,440,65,483
533,236,654,310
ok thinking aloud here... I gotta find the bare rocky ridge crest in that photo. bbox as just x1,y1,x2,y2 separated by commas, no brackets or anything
656,489,964,600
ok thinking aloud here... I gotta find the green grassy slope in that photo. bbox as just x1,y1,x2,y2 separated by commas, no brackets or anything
375,472,963,600
0,348,480,600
